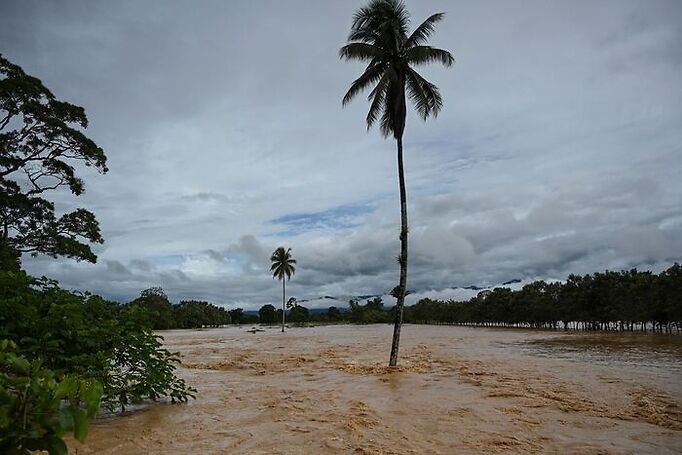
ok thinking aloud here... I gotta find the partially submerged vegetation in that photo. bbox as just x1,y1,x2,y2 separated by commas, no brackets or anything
129,287,231,329
0,339,102,455
405,265,682,333
0,270,196,452
245,265,682,333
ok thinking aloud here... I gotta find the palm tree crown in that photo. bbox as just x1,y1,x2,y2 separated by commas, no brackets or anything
340,0,454,139
270,247,296,281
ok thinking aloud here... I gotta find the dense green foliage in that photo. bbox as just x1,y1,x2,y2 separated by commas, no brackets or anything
0,271,196,414
346,297,392,324
0,340,102,455
0,54,107,268
287,303,311,323
403,265,682,333
256,297,390,325
258,304,277,324
128,287,231,330
174,300,232,328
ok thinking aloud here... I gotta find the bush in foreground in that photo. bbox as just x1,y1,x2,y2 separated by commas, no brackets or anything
0,271,196,453
0,340,102,455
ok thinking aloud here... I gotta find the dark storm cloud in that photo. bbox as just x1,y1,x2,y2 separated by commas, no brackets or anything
2,0,681,307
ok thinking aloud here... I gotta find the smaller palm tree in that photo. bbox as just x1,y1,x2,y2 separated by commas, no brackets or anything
270,247,296,332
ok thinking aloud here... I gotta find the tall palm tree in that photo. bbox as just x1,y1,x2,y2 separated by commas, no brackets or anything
270,247,296,332
340,0,454,366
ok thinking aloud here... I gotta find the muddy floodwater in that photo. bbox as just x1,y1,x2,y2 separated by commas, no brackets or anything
68,325,682,454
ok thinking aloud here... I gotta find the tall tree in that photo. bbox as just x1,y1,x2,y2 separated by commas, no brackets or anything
258,304,277,324
270,247,296,332
340,0,453,365
0,54,107,270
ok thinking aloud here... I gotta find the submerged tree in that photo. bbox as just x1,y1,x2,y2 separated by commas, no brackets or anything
270,247,296,332
340,0,454,365
401,264,682,334
258,304,277,324
0,54,107,271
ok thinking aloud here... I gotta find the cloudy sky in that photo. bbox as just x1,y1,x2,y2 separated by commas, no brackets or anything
1,0,681,309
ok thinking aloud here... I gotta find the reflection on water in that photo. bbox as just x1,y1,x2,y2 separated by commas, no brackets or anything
504,333,682,374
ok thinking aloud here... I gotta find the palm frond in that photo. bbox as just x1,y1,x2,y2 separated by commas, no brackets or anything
339,42,383,62
342,62,387,106
351,0,409,30
349,0,409,45
366,72,390,129
347,28,378,44
405,68,443,119
405,13,445,47
404,46,454,67
383,0,410,37
351,3,379,31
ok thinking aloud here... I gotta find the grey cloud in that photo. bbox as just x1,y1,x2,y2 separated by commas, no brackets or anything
3,0,680,308
105,260,132,277
129,259,153,272
226,235,270,271
204,249,226,263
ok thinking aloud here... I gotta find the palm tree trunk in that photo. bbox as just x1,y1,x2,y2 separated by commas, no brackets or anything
389,135,408,367
281,278,286,332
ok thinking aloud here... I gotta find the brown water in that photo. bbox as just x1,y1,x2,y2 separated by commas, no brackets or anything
68,325,682,454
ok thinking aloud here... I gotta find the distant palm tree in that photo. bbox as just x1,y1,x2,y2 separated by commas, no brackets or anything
341,0,454,366
270,247,296,332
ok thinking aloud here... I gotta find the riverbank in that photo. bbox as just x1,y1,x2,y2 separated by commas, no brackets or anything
68,325,682,454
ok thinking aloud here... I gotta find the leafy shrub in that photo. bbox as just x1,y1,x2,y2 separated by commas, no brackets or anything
0,271,196,412
104,327,195,411
0,340,102,455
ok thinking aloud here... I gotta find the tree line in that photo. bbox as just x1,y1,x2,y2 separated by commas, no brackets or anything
131,264,682,334
403,265,682,334
255,296,392,325
250,265,682,334
129,287,231,329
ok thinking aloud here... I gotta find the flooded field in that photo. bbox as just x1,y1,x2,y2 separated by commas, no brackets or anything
68,325,682,454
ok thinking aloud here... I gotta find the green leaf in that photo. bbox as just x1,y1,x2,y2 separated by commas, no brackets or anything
45,435,68,455
72,407,88,442
55,377,78,400
58,407,74,431
81,379,103,416
8,354,30,373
